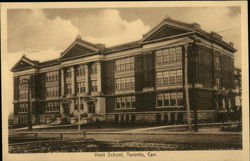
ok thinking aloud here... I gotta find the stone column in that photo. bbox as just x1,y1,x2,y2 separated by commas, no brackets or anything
83,101,88,113
84,64,89,94
70,100,75,115
71,66,75,95
97,61,102,93
60,102,64,115
222,98,226,110
228,99,231,109
61,69,65,96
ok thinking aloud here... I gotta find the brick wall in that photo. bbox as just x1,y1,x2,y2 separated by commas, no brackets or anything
102,60,114,95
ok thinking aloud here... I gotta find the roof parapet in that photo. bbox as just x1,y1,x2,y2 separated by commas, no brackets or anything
96,44,106,51
228,42,234,48
211,31,222,41
191,23,201,29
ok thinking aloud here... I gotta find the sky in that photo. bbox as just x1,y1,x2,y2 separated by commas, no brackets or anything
4,7,241,114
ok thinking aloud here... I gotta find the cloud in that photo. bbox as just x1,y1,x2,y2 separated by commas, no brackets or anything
227,6,241,17
79,9,151,47
7,9,79,53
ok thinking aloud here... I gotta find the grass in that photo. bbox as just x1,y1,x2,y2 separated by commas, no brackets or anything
9,128,242,153
9,136,242,153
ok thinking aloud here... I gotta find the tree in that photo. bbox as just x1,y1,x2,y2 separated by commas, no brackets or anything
233,67,242,106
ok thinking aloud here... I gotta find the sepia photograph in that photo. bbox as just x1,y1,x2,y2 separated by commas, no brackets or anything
1,1,249,161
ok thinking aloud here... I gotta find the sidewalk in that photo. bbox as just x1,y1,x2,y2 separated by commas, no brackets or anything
12,123,78,131
122,122,241,135
12,122,241,135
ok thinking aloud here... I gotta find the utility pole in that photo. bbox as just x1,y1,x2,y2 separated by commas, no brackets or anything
25,78,33,131
184,45,192,131
78,94,81,132
192,38,198,132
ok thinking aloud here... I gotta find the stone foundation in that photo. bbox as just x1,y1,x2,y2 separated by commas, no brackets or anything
106,110,217,124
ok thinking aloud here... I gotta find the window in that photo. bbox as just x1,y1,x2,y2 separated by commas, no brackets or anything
169,70,176,84
76,82,85,94
54,102,60,111
115,76,135,91
66,84,72,94
176,47,182,62
115,79,121,90
19,103,28,113
157,93,163,107
156,92,183,107
19,89,28,99
156,72,163,86
76,65,85,77
120,78,125,90
90,63,97,75
45,102,59,112
65,68,71,78
91,80,97,92
177,92,184,106
163,93,170,106
121,97,126,108
155,46,182,65
116,97,121,109
46,86,59,97
156,69,182,87
170,93,177,106
169,48,176,62
216,77,221,89
176,69,183,84
46,71,59,82
115,96,136,109
162,49,169,63
163,71,169,85
19,75,30,85
215,57,221,70
131,96,136,108
155,50,162,64
75,98,84,110
115,57,134,72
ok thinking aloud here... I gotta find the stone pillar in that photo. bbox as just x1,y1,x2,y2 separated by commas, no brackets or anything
95,97,104,115
71,66,75,95
129,114,132,121
70,100,75,114
83,101,88,113
84,64,89,94
118,115,121,123
61,69,65,96
228,99,231,109
222,98,225,110
167,112,171,123
161,113,164,122
97,61,102,93
60,102,64,115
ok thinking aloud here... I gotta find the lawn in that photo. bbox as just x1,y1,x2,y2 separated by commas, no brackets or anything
9,129,242,153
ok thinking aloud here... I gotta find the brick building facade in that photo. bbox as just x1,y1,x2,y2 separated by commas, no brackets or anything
11,18,236,125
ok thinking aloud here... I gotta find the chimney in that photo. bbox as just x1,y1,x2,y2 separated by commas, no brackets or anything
163,15,171,20
191,23,201,29
96,44,105,51
229,42,234,48
211,32,222,41
75,34,82,40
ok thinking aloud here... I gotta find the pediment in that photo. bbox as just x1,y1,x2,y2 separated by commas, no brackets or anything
11,56,37,72
60,40,99,60
142,24,190,43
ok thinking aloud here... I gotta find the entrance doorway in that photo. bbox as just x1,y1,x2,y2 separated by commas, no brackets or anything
88,101,95,114
63,103,69,115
